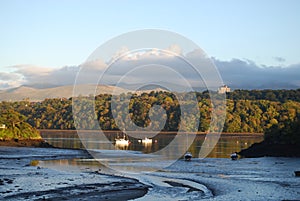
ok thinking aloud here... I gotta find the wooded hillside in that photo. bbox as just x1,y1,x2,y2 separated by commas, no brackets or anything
0,89,299,134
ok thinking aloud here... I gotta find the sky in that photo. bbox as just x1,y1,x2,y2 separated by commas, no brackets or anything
1,0,300,90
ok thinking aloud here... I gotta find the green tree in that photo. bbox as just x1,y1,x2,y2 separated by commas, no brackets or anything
0,109,41,140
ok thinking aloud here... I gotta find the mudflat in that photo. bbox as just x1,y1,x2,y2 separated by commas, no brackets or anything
1,145,300,200
0,146,148,201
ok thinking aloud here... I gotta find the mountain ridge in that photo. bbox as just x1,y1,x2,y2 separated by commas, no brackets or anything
0,84,169,101
0,84,128,101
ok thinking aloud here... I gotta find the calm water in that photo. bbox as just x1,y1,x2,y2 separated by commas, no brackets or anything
40,130,263,158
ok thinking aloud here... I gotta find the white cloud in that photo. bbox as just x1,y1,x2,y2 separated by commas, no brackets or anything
214,58,300,89
80,59,107,71
167,44,182,55
1,48,300,91
0,72,21,81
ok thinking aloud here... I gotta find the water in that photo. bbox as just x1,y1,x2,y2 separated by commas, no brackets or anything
40,130,263,158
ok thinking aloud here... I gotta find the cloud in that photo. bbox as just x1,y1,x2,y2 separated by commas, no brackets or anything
0,72,21,81
273,56,286,63
1,60,108,90
0,65,79,89
0,67,26,89
80,59,107,71
0,82,16,89
214,58,300,89
1,48,300,91
167,44,182,55
11,65,53,84
0,79,23,90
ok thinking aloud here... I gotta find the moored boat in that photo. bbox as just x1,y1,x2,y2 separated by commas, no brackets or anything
184,152,192,161
230,152,238,160
115,138,130,145
142,137,152,143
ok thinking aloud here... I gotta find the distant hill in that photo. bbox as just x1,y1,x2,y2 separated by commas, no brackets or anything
0,84,130,101
23,83,61,89
0,84,169,102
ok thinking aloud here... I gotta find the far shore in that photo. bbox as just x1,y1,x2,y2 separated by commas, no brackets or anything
0,139,55,148
0,129,263,149
39,129,264,136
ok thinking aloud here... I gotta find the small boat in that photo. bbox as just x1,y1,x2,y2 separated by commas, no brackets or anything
184,152,192,161
295,171,300,177
230,152,238,160
142,137,152,143
183,133,192,161
115,138,129,145
115,132,130,146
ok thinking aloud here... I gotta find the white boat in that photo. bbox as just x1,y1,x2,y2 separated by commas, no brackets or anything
230,152,238,160
115,138,130,145
184,133,192,161
142,137,152,143
115,132,130,146
184,152,192,161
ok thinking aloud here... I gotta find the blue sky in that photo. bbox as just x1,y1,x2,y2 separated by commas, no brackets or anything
0,0,300,89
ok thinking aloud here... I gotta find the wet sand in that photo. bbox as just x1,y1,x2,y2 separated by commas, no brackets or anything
0,146,148,201
1,146,300,200
141,157,300,200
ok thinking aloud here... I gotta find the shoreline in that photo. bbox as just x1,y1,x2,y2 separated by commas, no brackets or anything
39,129,264,136
0,139,55,148
239,141,300,158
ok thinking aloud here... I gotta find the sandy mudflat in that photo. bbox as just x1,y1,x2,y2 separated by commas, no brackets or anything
0,147,148,201
1,146,300,201
88,150,300,200
130,157,300,201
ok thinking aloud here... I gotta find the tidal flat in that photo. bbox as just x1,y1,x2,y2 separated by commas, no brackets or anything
0,147,148,201
0,146,299,201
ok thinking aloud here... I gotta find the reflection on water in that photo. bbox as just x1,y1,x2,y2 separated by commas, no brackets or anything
35,158,107,173
40,130,263,158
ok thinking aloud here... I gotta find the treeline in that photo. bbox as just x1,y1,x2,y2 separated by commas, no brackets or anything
226,89,300,103
0,108,40,140
1,90,300,133
239,115,300,157
265,117,300,145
